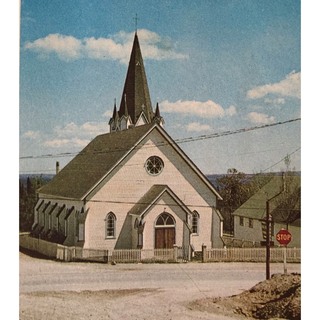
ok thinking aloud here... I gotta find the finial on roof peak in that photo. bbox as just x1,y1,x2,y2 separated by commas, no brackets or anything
134,13,139,33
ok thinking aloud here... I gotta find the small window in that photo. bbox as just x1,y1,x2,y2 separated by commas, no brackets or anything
78,223,84,241
105,212,116,238
239,216,244,226
192,211,200,234
249,218,253,228
64,219,68,237
137,233,143,248
48,214,52,230
56,216,60,231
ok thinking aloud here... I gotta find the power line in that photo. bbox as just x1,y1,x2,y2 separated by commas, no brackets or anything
175,118,300,144
262,147,301,172
19,145,301,175
33,196,300,212
20,118,301,160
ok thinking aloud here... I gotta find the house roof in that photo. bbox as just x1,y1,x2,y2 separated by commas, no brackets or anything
38,123,156,199
38,122,222,202
232,175,301,224
128,184,193,218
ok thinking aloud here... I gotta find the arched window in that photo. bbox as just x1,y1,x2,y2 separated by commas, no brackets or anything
192,211,200,234
105,212,116,238
156,213,175,227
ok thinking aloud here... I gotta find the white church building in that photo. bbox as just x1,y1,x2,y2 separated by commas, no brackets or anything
32,32,224,257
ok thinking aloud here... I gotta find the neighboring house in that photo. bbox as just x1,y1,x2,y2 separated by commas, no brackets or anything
232,175,301,247
31,32,224,257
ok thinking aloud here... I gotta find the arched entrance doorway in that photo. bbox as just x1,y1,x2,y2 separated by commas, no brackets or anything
155,213,176,249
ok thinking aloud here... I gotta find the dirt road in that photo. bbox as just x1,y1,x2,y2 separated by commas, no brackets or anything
20,252,301,319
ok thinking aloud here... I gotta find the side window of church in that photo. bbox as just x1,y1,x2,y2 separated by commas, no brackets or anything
105,212,116,238
78,223,84,241
192,211,200,234
64,218,68,237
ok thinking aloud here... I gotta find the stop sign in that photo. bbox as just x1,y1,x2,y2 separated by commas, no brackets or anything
276,229,292,245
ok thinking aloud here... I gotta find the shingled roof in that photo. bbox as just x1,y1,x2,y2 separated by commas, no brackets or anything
128,184,193,218
38,123,156,199
232,175,301,224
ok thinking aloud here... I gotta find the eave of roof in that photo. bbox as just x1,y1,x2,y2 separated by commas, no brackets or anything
128,184,193,218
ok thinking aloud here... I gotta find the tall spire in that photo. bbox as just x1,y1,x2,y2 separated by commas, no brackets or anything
118,32,153,125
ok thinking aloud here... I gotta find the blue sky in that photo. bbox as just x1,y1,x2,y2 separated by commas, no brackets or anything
19,0,301,174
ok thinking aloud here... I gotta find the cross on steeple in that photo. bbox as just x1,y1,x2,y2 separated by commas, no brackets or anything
134,13,139,32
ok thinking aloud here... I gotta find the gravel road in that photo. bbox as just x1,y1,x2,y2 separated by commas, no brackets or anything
20,252,301,319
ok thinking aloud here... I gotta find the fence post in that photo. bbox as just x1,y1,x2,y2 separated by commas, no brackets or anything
202,244,207,263
173,245,178,262
103,250,108,263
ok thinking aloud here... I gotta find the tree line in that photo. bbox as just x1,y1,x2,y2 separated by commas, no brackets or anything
19,176,49,232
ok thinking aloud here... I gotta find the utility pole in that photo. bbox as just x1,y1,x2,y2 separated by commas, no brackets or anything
265,173,286,280
266,200,271,280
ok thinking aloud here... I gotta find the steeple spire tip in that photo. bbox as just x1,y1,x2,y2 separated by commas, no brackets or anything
134,13,139,33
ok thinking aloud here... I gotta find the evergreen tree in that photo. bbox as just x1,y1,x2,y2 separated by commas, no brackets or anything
19,175,50,232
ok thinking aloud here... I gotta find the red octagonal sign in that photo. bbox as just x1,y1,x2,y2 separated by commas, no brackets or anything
276,229,292,245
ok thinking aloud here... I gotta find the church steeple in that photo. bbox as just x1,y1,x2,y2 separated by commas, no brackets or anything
118,32,153,123
109,31,163,132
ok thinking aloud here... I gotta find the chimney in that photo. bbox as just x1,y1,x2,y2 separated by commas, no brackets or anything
56,161,60,175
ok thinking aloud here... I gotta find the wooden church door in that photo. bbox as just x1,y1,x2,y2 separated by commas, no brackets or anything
154,213,176,249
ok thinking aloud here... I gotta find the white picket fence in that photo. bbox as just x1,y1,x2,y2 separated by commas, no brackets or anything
19,235,185,263
20,234,300,263
204,247,300,263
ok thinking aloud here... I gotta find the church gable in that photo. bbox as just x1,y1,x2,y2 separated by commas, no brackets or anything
128,185,192,220
84,124,221,205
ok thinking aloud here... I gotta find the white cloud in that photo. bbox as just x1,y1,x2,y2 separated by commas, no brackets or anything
43,138,90,148
24,34,82,61
136,29,188,61
53,121,107,138
247,112,275,124
225,105,237,116
24,29,188,63
42,121,107,148
23,130,40,139
246,71,301,100
160,99,235,118
186,122,211,132
83,37,129,63
264,97,286,105
103,110,113,118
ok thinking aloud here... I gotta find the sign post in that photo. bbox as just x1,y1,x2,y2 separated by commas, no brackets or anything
276,229,292,274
